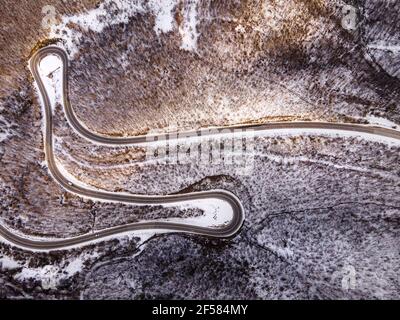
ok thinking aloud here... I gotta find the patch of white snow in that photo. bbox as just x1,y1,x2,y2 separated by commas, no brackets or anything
178,0,200,51
366,115,399,130
0,255,21,270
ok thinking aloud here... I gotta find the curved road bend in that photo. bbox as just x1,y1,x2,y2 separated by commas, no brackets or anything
31,46,400,145
1,46,399,251
0,48,246,251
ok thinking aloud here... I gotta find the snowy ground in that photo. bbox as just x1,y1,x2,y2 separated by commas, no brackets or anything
1,0,400,299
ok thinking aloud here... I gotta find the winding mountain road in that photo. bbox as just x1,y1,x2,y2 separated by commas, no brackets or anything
1,45,400,251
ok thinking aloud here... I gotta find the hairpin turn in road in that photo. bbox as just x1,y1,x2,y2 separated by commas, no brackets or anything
1,46,399,251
